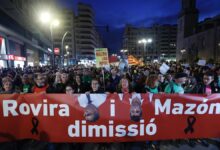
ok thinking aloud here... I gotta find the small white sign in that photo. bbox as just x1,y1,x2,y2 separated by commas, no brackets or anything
197,60,206,66
159,63,170,75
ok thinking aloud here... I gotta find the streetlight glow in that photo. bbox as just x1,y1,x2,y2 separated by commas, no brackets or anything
120,49,128,53
142,39,147,43
147,38,153,43
39,11,51,23
65,45,69,49
52,19,60,27
138,38,153,44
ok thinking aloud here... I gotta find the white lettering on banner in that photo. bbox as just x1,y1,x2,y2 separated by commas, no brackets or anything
3,100,70,117
155,99,220,115
88,125,107,137
68,119,157,138
155,99,171,115
185,104,196,114
110,99,115,117
109,120,114,137
3,100,18,116
127,125,138,136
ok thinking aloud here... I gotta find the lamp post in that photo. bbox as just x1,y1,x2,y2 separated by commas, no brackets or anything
61,31,72,67
65,45,69,66
180,49,186,62
138,38,152,62
39,11,59,67
161,53,166,61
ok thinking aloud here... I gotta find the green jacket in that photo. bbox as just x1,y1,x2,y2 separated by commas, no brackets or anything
164,81,184,94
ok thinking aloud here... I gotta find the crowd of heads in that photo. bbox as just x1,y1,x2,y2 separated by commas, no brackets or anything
1,62,220,122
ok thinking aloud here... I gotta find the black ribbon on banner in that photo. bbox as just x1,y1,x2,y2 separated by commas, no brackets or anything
31,117,39,135
184,116,196,134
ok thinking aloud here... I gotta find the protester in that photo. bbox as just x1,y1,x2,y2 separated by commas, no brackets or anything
0,77,19,94
32,73,49,93
0,62,220,149
117,77,132,93
193,72,219,94
21,74,33,93
73,75,85,93
89,78,104,93
144,74,159,93
65,84,75,95
158,74,167,92
164,72,188,94
184,76,197,93
107,68,121,92
54,72,70,93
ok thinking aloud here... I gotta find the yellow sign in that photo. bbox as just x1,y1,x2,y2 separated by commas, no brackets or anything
95,48,109,67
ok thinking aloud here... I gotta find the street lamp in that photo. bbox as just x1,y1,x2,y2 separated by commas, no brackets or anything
112,54,117,57
138,38,152,61
39,12,51,23
161,53,166,61
65,45,69,50
39,11,59,66
120,49,128,53
65,45,69,66
61,31,72,67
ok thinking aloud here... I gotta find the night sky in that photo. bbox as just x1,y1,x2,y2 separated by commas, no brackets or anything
57,0,220,54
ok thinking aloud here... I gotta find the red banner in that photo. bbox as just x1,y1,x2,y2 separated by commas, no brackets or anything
0,93,220,142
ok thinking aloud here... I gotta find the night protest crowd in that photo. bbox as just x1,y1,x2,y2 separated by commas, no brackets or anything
1,61,220,150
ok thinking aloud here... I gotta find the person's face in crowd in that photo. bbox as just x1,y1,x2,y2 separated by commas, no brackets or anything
111,69,117,76
121,78,129,89
3,81,13,92
35,74,46,87
154,79,159,87
22,76,29,84
84,104,99,122
55,73,61,83
28,74,33,83
91,80,99,91
65,86,74,95
203,75,214,86
61,73,68,84
75,75,81,83
158,74,165,83
167,74,173,82
175,77,187,85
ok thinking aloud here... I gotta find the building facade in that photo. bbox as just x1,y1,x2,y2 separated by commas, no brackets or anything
123,24,177,61
177,0,220,63
75,3,104,60
0,0,56,67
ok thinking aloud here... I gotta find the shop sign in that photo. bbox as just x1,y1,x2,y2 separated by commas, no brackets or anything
14,56,26,61
54,48,60,55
